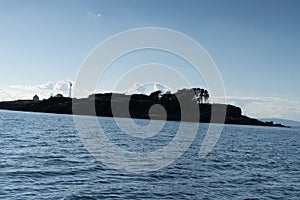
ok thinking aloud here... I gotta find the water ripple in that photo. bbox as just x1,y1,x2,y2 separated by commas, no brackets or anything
0,110,299,199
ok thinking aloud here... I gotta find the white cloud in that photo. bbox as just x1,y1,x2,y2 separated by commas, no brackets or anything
0,88,34,100
10,82,54,91
37,82,54,90
9,85,36,90
54,80,69,92
3,80,74,100
0,88,16,100
125,82,145,94
124,82,171,95
223,96,300,121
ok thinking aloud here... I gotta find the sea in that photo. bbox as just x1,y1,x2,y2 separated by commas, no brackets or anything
0,110,299,199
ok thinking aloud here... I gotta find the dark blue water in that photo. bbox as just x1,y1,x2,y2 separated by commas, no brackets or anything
0,110,299,199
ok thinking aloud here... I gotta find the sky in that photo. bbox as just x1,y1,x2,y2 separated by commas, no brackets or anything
0,0,300,121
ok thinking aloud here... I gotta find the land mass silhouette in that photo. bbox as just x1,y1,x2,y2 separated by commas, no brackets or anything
0,88,287,127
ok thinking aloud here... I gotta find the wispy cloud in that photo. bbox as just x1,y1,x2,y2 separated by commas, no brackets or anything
10,82,54,91
87,11,101,19
37,82,54,90
10,85,36,90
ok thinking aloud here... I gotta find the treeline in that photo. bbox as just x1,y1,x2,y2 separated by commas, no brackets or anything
89,87,210,105
0,88,287,127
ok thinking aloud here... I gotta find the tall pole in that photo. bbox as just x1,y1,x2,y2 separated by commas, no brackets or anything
69,82,72,98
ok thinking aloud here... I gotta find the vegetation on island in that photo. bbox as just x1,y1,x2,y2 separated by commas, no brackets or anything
0,88,287,127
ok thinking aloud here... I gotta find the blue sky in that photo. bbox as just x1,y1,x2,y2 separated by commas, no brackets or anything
0,0,300,121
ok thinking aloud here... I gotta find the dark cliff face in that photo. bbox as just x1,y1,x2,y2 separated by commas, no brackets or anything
0,93,286,127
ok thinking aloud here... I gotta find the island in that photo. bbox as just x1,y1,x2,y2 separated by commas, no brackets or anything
0,88,287,127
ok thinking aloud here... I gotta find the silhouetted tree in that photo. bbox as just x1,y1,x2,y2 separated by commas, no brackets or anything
149,90,162,102
161,91,176,103
192,88,209,104
203,89,209,103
